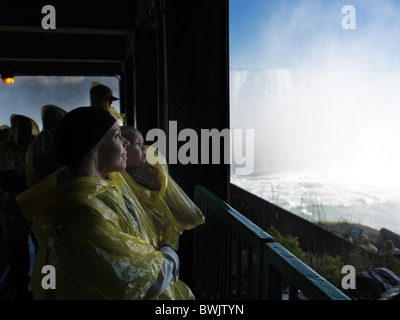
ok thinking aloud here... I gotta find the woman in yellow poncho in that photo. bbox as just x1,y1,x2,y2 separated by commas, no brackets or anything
16,107,194,300
118,126,205,251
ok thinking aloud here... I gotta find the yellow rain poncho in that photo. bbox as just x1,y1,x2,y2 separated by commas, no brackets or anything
16,170,195,300
0,136,29,240
0,115,39,181
0,124,11,143
25,105,67,187
0,140,26,186
117,146,205,251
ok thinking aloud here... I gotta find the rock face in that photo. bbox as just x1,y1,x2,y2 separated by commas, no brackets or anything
347,268,400,300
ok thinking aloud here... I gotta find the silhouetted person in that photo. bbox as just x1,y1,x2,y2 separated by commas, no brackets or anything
0,125,11,143
0,114,39,299
26,105,67,187
90,82,124,125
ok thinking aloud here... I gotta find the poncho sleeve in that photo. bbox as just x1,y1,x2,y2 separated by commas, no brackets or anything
146,145,204,228
163,175,205,229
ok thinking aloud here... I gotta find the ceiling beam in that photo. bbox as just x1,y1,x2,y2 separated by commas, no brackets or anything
0,25,132,36
0,57,123,64
0,60,124,76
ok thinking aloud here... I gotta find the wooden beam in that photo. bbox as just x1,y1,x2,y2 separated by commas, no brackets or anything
0,25,132,36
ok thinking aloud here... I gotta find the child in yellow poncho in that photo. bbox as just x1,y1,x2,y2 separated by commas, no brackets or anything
118,126,205,251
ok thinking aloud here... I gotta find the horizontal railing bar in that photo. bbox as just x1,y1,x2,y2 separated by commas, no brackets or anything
195,186,274,245
264,242,350,300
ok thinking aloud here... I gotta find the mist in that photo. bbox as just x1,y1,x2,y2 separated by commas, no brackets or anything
230,0,400,188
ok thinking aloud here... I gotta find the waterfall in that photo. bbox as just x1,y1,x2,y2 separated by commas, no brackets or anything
230,68,400,233
230,68,400,186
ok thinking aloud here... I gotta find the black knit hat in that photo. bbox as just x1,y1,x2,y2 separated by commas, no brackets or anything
55,106,116,165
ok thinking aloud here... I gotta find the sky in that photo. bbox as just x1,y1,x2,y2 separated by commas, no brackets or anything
229,0,400,70
0,76,120,130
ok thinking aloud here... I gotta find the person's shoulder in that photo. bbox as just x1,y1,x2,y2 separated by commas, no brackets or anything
59,202,109,233
0,139,17,151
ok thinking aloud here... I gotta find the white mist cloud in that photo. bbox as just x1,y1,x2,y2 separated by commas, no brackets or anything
17,76,86,86
230,0,400,184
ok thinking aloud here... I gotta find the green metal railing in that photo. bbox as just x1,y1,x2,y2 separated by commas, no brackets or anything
193,185,351,300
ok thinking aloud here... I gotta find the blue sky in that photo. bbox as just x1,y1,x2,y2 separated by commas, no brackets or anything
229,0,400,70
0,76,120,130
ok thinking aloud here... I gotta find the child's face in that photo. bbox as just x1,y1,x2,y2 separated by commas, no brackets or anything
126,131,147,168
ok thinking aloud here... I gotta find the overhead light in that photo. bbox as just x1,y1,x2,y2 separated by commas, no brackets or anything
1,75,14,84
2,77,14,84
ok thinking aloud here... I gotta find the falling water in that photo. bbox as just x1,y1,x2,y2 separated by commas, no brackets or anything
230,68,400,234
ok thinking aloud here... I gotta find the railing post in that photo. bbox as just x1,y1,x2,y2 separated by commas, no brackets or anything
289,285,299,300
236,233,242,299
262,253,282,300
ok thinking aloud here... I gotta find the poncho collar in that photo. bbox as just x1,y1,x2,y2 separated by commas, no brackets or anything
17,170,125,224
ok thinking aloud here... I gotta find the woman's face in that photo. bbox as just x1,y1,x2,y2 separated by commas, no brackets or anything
126,131,147,168
98,123,130,177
